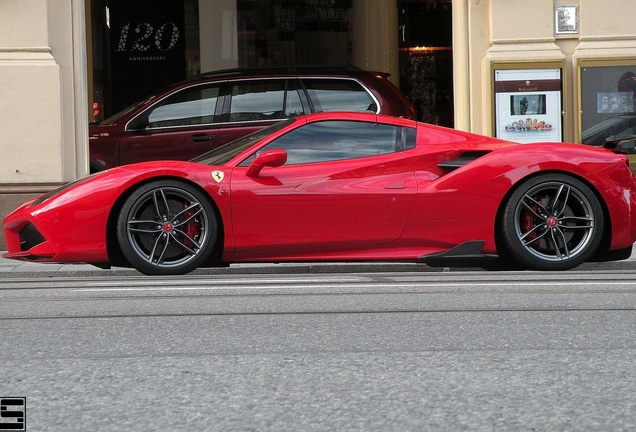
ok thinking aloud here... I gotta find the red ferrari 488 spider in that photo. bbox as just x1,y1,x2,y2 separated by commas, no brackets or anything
4,112,636,275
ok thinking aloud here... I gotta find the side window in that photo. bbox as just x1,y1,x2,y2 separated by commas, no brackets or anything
303,79,378,113
136,84,220,129
242,121,416,166
229,80,286,122
398,126,417,151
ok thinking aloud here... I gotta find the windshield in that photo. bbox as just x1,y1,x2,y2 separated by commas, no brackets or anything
191,118,296,166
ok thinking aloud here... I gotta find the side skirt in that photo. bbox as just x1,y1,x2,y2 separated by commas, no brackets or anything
419,240,499,267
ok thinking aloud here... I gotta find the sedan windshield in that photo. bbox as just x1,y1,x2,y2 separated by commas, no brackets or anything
191,118,296,166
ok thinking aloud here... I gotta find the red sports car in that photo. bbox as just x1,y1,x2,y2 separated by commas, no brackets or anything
4,112,636,275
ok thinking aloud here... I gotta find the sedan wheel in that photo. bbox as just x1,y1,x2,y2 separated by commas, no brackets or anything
117,180,218,275
500,174,604,270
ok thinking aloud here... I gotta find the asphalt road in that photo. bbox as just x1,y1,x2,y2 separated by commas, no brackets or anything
1,271,635,431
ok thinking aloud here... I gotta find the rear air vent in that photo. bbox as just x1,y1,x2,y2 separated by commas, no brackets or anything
437,151,491,171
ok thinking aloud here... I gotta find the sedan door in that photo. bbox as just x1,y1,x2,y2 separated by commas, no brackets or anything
228,119,418,255
119,83,223,165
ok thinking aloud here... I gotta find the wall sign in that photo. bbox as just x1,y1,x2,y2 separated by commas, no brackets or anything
494,68,563,143
555,5,578,35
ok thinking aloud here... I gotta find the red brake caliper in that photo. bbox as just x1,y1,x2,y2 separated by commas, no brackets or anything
522,200,539,246
182,207,199,248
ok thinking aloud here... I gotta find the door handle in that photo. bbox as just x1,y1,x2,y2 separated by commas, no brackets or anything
191,134,215,142
384,182,405,189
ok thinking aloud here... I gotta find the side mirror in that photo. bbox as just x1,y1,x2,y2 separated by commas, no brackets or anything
246,149,287,177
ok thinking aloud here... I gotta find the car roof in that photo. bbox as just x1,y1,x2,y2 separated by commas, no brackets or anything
301,111,416,126
181,65,386,84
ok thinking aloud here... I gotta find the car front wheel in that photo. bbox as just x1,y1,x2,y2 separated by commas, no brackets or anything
500,174,604,270
116,180,218,275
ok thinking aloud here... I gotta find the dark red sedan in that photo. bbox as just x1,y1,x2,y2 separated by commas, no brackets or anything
89,66,416,172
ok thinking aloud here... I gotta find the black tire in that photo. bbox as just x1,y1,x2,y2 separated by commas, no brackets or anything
116,180,218,275
500,174,604,270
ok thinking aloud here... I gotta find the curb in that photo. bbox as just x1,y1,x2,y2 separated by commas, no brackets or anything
2,258,636,278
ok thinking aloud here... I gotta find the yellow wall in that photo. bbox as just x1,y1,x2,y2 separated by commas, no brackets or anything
454,0,636,142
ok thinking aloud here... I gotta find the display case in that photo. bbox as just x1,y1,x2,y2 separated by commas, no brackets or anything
492,62,564,143
578,59,636,149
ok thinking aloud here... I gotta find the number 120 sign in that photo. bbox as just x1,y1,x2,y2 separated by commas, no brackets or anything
115,22,180,53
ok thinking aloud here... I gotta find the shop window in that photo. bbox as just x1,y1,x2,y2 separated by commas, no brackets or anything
237,0,353,67
90,0,200,121
580,63,636,149
398,1,453,126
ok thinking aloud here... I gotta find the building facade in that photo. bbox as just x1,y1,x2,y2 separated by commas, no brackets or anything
1,0,636,249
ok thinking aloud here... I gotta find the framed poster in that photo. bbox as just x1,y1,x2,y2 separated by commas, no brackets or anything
494,68,563,143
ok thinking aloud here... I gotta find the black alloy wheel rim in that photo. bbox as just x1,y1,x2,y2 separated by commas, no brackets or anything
513,181,596,262
125,186,210,269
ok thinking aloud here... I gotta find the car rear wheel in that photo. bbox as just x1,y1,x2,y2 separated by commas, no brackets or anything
500,174,604,270
116,180,218,275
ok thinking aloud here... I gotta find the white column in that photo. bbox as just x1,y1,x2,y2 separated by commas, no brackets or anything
0,0,64,183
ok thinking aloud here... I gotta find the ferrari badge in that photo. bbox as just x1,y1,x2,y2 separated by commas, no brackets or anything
211,170,224,183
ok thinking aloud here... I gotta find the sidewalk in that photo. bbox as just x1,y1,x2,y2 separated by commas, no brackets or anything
2,248,636,278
